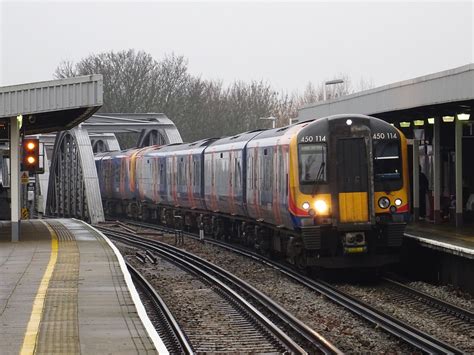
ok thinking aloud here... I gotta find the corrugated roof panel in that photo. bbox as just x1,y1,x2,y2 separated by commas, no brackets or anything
298,64,474,120
0,75,103,118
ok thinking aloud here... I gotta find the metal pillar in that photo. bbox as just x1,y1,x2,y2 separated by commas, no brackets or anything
455,118,463,227
9,116,20,242
413,139,420,221
433,117,441,223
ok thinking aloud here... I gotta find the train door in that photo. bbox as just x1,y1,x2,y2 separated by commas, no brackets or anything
336,137,369,222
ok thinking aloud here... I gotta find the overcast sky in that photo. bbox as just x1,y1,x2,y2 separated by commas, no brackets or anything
0,1,472,93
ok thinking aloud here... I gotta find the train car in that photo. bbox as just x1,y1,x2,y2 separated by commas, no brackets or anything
245,125,305,227
134,145,161,203
96,114,409,269
203,131,262,216
95,149,140,213
135,139,217,224
287,114,409,268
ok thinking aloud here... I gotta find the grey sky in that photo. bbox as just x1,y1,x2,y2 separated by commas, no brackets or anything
1,1,472,93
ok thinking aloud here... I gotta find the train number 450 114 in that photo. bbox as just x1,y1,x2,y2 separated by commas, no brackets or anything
373,132,397,140
300,135,326,143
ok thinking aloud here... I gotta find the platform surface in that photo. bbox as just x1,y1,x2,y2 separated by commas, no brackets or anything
0,219,158,354
405,221,474,259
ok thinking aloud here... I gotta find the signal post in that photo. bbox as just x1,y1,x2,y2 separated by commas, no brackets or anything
9,117,20,242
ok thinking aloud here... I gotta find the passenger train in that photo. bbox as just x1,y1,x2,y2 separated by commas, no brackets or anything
95,114,410,269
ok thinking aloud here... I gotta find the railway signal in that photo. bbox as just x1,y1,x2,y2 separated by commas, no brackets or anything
22,138,40,172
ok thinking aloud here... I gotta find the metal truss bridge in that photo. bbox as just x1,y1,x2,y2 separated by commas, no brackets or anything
38,113,182,224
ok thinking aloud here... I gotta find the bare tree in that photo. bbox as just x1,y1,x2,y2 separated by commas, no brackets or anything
54,50,374,142
54,60,76,79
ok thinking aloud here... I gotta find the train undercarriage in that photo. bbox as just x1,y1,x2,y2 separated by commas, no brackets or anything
104,199,404,269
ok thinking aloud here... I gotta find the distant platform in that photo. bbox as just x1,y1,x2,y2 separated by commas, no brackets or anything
0,219,165,354
405,221,474,259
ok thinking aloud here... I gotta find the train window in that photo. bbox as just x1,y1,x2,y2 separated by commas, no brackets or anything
234,158,241,190
299,144,327,183
193,160,197,186
373,140,402,191
373,141,400,179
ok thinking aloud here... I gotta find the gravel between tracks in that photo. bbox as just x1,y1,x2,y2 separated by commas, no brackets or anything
117,243,286,354
130,231,416,353
337,283,474,353
406,281,473,311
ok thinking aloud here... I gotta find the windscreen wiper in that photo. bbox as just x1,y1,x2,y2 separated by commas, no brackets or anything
311,161,325,197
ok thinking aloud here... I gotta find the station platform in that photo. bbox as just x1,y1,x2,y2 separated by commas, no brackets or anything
405,221,474,259
0,218,164,354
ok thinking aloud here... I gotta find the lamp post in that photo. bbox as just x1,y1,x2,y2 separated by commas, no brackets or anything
259,116,277,129
323,79,344,101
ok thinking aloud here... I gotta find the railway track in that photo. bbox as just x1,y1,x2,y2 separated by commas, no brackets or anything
127,262,193,354
382,277,474,325
98,225,341,354
112,219,466,354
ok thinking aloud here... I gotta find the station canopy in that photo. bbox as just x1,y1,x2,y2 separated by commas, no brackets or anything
0,75,103,134
298,64,473,123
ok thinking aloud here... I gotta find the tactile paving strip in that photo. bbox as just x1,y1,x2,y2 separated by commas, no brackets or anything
35,220,80,354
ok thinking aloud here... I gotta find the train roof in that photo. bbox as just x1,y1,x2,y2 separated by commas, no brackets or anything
143,138,217,156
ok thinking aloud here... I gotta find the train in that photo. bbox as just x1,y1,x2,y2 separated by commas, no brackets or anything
95,114,410,269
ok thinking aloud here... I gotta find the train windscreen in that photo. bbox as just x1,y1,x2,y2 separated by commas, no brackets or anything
373,140,402,191
299,143,327,183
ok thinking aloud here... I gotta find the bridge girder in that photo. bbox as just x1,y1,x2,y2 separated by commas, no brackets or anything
44,113,182,223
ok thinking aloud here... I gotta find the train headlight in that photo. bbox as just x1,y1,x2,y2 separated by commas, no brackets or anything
314,200,328,214
302,202,310,210
395,198,402,206
378,197,390,209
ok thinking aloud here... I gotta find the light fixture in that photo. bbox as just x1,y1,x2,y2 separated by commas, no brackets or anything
314,200,328,214
302,202,310,210
399,121,411,128
457,113,470,121
346,119,352,126
442,115,455,122
413,120,424,126
427,118,435,124
395,198,402,206
378,197,390,209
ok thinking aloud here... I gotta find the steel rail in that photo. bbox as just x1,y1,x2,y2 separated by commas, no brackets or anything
382,277,474,324
113,221,465,355
200,239,464,355
99,226,341,355
126,262,194,355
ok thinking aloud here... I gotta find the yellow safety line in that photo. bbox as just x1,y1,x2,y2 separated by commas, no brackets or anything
19,221,58,355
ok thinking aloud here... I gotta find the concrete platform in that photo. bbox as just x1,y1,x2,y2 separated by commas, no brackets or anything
0,219,165,354
405,222,474,259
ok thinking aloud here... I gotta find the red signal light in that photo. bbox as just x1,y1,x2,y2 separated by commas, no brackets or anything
22,138,40,172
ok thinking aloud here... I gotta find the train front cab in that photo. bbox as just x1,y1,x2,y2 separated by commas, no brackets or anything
290,115,409,268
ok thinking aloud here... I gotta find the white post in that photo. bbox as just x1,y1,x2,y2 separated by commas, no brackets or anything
10,116,21,242
455,117,463,226
433,116,441,223
413,139,420,221
323,85,327,101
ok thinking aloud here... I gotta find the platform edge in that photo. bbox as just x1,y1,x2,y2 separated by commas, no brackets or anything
73,219,169,355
